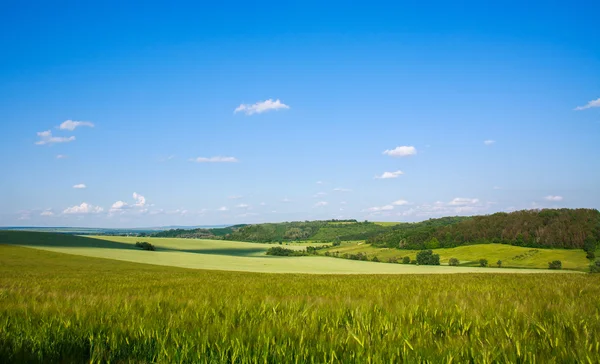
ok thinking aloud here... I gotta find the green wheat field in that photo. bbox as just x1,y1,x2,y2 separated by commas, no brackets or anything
1,235,600,363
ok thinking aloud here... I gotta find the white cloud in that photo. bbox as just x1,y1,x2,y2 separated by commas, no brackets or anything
236,203,250,209
392,199,409,206
228,195,243,200
35,130,75,145
449,198,480,206
259,202,267,206
383,146,417,157
109,200,129,214
333,188,352,192
59,120,94,131
40,210,54,217
133,192,146,207
234,99,290,115
281,197,292,203
313,192,327,198
56,154,68,159
398,198,491,218
366,205,394,212
484,140,496,145
73,184,86,189
574,98,600,111
545,195,563,201
314,201,328,207
63,202,103,214
375,170,404,179
316,181,323,184
190,156,239,163
493,186,502,190
218,206,229,211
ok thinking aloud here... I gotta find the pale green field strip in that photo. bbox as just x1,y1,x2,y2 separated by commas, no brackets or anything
13,235,577,274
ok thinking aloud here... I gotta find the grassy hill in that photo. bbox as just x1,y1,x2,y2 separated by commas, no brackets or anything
1,231,573,274
323,242,597,271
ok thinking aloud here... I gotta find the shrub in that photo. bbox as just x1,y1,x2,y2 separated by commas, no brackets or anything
135,242,155,251
497,260,502,268
548,260,562,270
410,260,417,265
586,251,595,260
448,258,460,266
479,259,488,267
402,256,411,264
371,256,380,262
590,260,600,273
266,247,307,256
387,257,398,264
416,250,440,265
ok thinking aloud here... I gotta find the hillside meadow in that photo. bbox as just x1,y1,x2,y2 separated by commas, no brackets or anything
323,242,594,271
0,231,571,274
1,244,599,363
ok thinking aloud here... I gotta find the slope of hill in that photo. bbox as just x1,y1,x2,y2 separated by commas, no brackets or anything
367,208,600,250
150,224,247,239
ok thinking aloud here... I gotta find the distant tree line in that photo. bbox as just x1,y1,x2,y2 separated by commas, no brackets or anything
367,209,600,250
150,225,246,239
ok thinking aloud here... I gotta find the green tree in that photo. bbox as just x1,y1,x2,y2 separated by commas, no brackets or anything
425,237,440,250
416,250,440,265
448,258,460,266
479,259,488,267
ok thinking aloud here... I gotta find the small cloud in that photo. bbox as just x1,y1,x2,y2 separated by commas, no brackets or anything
375,170,404,179
228,195,243,200
133,192,146,207
281,197,292,203
109,201,129,214
313,192,327,198
40,210,54,217
392,199,409,206
63,202,103,214
314,201,328,207
484,140,496,145
545,195,563,202
333,188,352,192
73,184,86,189
59,120,94,131
56,154,68,159
383,146,417,157
259,202,267,206
493,186,502,190
236,203,250,209
574,98,600,111
316,181,323,184
35,130,75,145
218,206,229,211
234,99,290,115
340,201,347,205
366,205,394,212
190,156,239,163
448,198,480,206
158,155,175,162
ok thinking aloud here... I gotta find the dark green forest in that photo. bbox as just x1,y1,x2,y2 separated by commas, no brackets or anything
367,209,600,250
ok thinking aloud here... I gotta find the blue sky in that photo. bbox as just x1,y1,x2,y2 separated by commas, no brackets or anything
1,1,599,227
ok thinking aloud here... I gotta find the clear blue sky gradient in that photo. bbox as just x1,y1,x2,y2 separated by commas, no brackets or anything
1,1,599,227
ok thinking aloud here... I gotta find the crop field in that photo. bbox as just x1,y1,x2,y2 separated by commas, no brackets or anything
0,244,599,363
0,231,570,274
324,242,593,271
